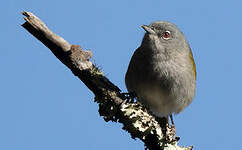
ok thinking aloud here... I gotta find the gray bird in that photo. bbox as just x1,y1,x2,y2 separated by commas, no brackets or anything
125,21,196,126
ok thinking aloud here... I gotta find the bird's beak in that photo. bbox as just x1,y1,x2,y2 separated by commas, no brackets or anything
141,25,155,34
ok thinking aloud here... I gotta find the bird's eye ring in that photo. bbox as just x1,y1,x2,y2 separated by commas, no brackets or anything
162,31,171,40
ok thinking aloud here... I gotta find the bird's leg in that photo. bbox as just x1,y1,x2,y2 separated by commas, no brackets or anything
170,114,174,125
169,114,180,142
156,116,180,143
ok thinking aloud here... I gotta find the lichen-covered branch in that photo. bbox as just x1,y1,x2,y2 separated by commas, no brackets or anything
21,11,193,150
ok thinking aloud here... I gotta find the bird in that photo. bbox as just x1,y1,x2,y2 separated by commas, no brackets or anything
125,21,196,135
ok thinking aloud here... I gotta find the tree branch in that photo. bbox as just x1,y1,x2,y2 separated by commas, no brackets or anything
21,11,193,150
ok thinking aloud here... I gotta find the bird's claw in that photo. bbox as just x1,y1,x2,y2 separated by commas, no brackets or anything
121,92,137,103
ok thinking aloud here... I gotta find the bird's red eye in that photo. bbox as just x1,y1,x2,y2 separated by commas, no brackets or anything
162,31,171,39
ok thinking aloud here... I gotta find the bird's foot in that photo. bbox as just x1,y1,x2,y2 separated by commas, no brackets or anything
165,124,180,143
121,92,137,103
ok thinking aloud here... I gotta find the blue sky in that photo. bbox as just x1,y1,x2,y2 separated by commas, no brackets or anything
1,0,242,150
